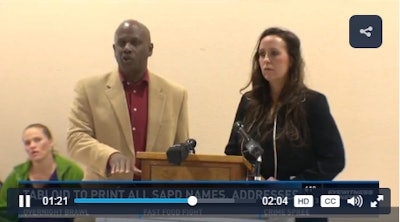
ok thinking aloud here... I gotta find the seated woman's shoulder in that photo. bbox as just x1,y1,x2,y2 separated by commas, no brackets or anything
54,154,83,173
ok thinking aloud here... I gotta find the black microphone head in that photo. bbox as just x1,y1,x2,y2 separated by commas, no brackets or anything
234,121,243,131
166,145,189,165
186,138,197,148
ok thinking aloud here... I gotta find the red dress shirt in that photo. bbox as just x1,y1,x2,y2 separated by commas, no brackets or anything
120,71,149,180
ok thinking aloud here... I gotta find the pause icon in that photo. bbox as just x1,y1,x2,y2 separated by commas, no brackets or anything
19,195,31,208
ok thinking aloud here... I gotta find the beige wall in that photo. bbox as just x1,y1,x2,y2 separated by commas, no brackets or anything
0,0,398,205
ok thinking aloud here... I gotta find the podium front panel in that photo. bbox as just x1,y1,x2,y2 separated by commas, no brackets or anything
137,153,250,181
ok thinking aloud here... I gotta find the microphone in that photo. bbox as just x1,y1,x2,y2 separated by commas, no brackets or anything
166,139,197,165
234,121,251,142
234,121,264,161
234,121,264,181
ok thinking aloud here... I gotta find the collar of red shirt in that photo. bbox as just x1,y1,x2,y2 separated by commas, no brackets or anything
119,69,149,86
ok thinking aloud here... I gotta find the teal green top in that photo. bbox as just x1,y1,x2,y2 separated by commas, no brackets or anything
0,154,83,207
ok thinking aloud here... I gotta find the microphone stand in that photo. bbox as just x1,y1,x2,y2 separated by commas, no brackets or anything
243,139,264,181
188,146,196,154
253,156,262,181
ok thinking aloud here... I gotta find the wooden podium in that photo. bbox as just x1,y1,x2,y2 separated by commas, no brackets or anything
136,152,252,180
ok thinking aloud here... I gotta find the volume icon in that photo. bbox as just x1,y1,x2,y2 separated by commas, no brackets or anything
19,195,31,208
347,195,363,207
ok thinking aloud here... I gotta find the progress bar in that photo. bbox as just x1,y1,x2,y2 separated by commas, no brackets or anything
75,198,188,204
74,196,253,206
75,196,198,206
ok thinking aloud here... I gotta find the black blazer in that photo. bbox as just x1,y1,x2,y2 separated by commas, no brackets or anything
225,90,345,180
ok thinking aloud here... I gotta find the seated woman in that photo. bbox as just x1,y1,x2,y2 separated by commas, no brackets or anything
0,123,83,221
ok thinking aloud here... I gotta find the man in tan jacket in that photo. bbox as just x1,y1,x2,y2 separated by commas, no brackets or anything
67,19,189,181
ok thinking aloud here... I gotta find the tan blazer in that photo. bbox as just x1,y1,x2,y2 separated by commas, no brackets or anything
67,70,189,180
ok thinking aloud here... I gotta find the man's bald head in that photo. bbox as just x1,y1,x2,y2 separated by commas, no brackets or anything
113,19,153,82
114,19,151,43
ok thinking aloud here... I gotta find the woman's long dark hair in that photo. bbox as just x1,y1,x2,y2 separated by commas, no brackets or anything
242,27,310,147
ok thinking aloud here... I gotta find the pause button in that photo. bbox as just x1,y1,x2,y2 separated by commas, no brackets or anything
19,195,31,208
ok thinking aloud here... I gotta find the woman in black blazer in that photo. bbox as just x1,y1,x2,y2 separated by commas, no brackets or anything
225,27,345,181
225,27,345,222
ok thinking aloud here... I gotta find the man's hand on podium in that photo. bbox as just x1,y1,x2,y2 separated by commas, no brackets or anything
133,166,142,176
107,152,132,175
